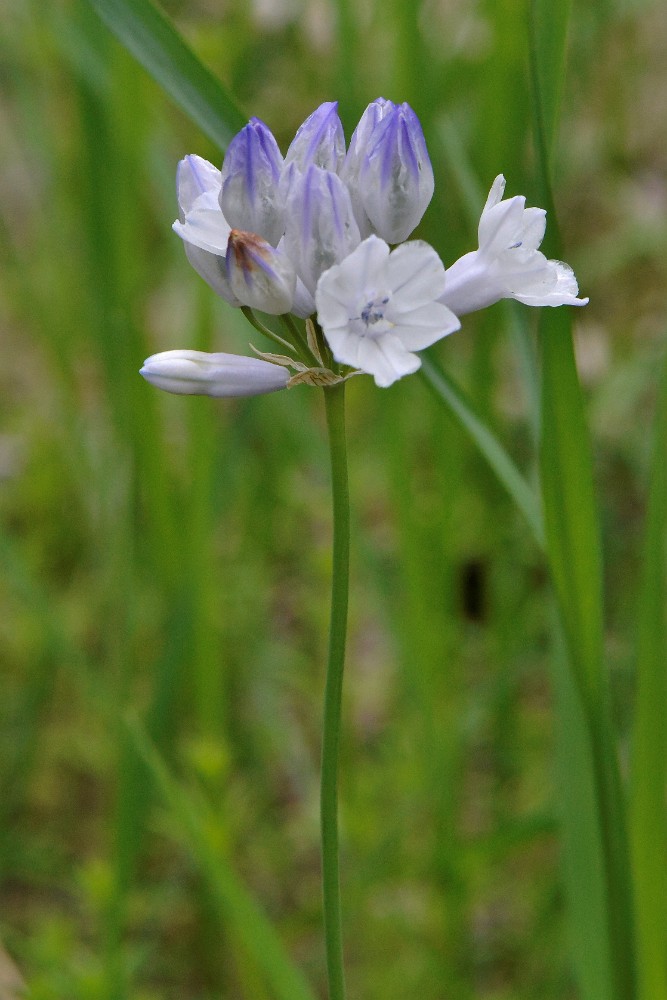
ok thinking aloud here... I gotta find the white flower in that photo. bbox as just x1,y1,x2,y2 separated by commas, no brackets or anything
140,350,289,397
440,175,589,316
316,235,460,388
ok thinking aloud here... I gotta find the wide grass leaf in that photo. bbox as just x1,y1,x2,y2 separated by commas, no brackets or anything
631,353,667,1000
86,0,246,149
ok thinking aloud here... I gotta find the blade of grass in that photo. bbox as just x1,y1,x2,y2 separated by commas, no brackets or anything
630,351,667,1000
85,0,246,149
529,2,636,998
419,353,544,549
530,0,572,153
125,715,318,1000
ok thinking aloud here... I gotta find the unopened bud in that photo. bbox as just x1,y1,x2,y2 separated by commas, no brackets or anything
140,350,289,397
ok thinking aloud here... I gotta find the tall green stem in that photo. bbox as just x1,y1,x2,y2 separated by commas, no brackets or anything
321,382,349,1000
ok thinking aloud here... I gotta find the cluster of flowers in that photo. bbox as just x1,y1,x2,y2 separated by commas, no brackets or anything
141,98,587,396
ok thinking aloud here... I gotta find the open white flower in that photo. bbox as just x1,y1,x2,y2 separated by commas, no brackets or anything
440,175,589,316
316,235,460,388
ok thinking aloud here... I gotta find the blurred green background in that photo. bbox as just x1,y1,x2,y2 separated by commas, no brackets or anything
1,0,665,997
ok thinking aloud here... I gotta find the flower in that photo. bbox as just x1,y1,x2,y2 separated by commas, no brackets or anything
219,118,285,246
315,235,460,388
440,175,589,316
139,350,289,397
355,102,434,244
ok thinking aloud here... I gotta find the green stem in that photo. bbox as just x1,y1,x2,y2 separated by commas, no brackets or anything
321,382,350,1000
241,306,296,354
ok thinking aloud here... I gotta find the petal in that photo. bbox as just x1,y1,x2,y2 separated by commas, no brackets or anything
388,302,460,350
226,230,295,314
219,118,285,245
357,336,421,387
173,208,231,256
510,259,589,307
478,195,526,256
284,165,361,295
482,174,506,213
284,101,346,175
519,207,547,251
183,243,240,306
385,240,447,308
177,155,221,218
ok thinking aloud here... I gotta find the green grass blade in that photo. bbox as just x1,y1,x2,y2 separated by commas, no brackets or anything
125,716,318,1000
631,352,667,1000
530,0,573,154
420,353,544,549
550,619,614,1000
529,2,636,997
85,0,246,148
537,308,605,696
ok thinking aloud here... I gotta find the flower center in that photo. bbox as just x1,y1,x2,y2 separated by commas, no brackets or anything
352,294,393,338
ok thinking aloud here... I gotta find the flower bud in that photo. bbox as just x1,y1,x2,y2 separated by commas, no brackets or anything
357,102,434,243
284,165,361,296
284,101,346,175
219,118,285,246
140,350,289,397
226,229,296,314
340,97,395,237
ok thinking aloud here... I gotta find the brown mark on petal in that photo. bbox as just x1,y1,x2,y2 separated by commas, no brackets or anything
227,229,273,274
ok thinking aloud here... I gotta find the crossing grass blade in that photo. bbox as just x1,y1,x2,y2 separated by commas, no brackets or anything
85,0,246,149
630,353,667,1000
126,716,319,1000
419,354,544,549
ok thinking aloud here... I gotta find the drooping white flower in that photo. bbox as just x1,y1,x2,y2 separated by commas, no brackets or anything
140,350,289,397
441,175,589,316
316,235,460,388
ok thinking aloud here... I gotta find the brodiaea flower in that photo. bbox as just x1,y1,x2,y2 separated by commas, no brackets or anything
316,235,460,388
441,175,589,315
